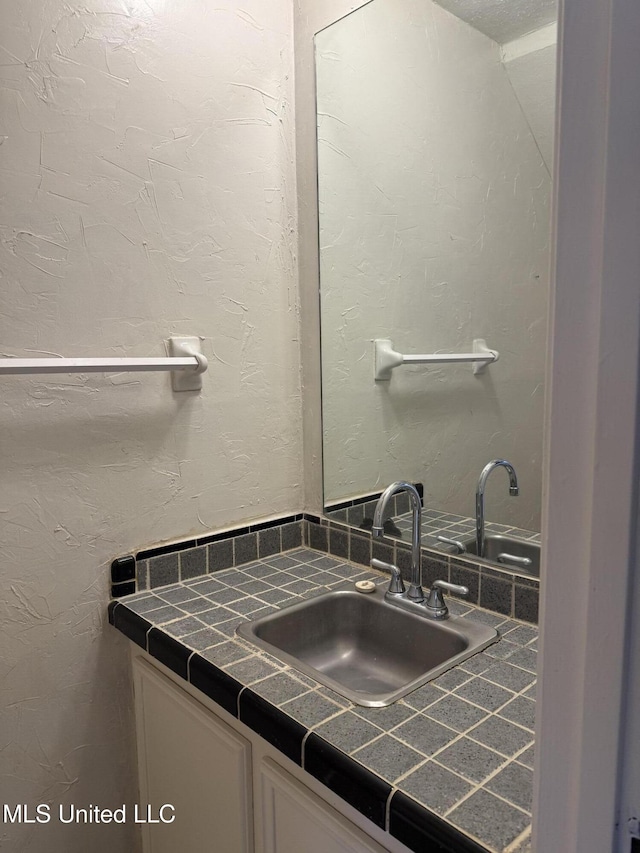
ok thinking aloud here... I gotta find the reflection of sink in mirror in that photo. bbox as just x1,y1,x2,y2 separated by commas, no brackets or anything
460,535,541,578
316,0,556,540
237,587,497,707
327,499,540,555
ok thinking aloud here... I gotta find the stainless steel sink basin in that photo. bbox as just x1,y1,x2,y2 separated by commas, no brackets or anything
236,586,497,707
462,535,541,577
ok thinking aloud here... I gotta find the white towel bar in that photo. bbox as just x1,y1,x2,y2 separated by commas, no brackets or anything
0,336,207,392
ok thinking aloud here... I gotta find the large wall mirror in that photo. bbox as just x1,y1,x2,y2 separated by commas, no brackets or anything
316,0,556,545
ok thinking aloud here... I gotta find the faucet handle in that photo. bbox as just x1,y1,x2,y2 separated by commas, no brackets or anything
371,558,405,595
425,579,469,618
436,535,467,554
496,552,532,568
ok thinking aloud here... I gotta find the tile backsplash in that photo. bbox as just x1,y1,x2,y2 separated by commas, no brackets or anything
304,516,539,625
111,510,539,624
110,514,304,597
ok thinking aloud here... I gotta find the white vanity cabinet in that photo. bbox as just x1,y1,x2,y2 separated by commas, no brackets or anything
258,758,388,853
133,657,253,853
132,653,410,853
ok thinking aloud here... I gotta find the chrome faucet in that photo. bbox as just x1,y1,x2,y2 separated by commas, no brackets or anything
372,481,424,601
476,459,519,558
425,579,469,619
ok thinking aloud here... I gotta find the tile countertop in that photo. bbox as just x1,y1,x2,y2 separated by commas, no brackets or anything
109,547,537,853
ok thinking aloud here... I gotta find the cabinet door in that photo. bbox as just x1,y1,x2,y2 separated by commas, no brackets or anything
133,658,253,853
259,758,388,853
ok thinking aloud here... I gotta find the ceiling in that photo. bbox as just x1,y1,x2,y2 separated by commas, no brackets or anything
435,0,557,44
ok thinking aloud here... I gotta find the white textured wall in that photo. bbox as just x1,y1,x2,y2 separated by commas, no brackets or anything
0,2,299,851
317,0,551,530
503,26,557,172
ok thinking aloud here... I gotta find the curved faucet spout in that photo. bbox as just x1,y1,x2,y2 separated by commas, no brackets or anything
373,481,423,601
476,459,519,558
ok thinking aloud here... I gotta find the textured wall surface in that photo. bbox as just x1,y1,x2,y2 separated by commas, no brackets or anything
0,2,299,851
504,37,557,172
317,0,552,530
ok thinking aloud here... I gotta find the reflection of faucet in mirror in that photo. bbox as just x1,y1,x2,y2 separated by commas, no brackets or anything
476,460,519,558
373,481,424,601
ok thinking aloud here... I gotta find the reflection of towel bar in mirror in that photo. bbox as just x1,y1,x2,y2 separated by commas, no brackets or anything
374,338,499,381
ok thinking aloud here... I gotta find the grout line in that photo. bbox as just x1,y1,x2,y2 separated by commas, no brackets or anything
389,754,433,787
442,759,532,820
278,690,346,730
467,670,536,699
504,826,532,853
510,740,536,765
236,685,247,719
384,787,395,832
185,649,196,681
392,725,468,769
300,729,313,767
463,730,534,763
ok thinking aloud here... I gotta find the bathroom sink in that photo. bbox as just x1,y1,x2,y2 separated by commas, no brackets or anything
461,535,540,577
236,586,497,707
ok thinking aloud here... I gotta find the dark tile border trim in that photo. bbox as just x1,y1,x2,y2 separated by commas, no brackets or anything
389,791,490,853
137,513,304,558
107,600,119,625
324,483,424,513
239,689,306,765
137,539,197,561
199,514,305,544
148,629,190,680
325,498,360,513
197,530,243,546
304,733,391,829
111,555,135,583
250,515,302,532
111,606,151,650
189,654,243,718
111,581,136,598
